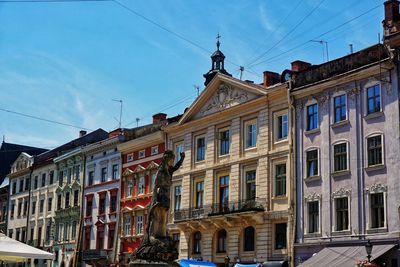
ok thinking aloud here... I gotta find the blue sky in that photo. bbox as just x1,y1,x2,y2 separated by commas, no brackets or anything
0,0,383,148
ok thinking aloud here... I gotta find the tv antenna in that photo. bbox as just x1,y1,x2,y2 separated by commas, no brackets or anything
112,99,123,129
310,40,329,62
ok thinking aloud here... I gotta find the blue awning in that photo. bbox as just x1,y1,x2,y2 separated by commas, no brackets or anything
234,264,261,267
180,259,217,267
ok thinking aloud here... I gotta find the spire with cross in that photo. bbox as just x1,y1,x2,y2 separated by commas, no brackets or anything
216,33,221,50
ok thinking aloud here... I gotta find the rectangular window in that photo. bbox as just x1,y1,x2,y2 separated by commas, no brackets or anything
47,198,52,211
335,197,349,231
19,179,24,193
306,150,318,177
99,195,106,215
73,190,79,207
219,129,230,155
96,228,104,250
23,199,28,216
16,228,20,241
86,197,93,217
71,221,76,239
9,229,13,238
245,170,256,201
127,180,133,197
367,84,381,114
124,216,131,236
25,178,30,191
21,228,26,243
32,201,36,215
67,168,72,185
275,164,286,196
49,171,54,184
136,215,143,234
12,181,16,195
108,226,115,249
10,203,15,219
245,121,257,148
46,224,51,241
151,173,156,191
88,171,94,186
127,153,134,162
65,192,70,208
277,113,288,140
175,142,184,163
101,167,107,183
17,202,22,216
151,146,159,155
334,143,348,171
57,195,62,210
39,199,44,213
334,95,346,122
174,186,182,211
371,193,385,229
74,165,80,181
275,223,287,249
58,171,63,187
195,181,204,209
110,195,117,213
138,176,145,195
196,137,205,161
34,176,38,189
84,228,91,250
139,149,145,159
41,173,46,187
308,201,319,233
367,135,383,166
112,164,119,180
219,175,229,211
307,103,318,130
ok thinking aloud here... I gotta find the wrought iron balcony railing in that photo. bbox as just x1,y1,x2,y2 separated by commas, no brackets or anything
173,198,265,222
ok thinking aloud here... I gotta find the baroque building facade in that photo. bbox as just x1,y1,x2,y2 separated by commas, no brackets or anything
165,44,293,266
117,114,172,266
293,2,400,265
81,132,123,266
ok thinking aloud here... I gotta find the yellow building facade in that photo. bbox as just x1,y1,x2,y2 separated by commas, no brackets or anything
165,73,294,266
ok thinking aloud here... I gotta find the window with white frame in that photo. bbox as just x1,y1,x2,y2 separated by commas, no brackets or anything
174,141,184,163
136,215,143,234
219,128,230,156
308,201,319,233
333,143,348,172
126,180,133,197
335,197,349,231
334,94,347,123
194,180,204,209
367,135,383,167
367,84,381,114
306,149,318,177
275,163,286,197
151,146,159,155
306,103,318,131
275,111,288,141
139,150,145,159
244,119,257,149
245,169,256,201
174,185,182,211
151,172,156,191
127,153,134,162
138,175,145,195
112,164,119,180
195,136,206,162
101,167,107,183
370,192,385,229
124,215,131,236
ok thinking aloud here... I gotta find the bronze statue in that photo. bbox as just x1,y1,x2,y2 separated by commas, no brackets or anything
132,150,185,265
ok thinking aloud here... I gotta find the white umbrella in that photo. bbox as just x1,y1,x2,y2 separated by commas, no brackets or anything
0,233,54,262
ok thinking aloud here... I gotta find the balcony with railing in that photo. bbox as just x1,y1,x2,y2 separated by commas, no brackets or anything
173,198,266,222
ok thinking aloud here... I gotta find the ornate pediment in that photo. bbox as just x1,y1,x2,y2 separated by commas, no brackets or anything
133,165,146,174
123,168,135,177
146,161,159,170
304,192,321,202
332,188,351,198
193,83,258,119
365,183,387,193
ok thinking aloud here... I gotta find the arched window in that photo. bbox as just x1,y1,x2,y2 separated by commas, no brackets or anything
193,231,201,254
217,229,227,253
243,226,255,251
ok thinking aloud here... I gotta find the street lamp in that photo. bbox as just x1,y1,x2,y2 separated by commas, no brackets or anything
365,239,373,263
224,256,230,267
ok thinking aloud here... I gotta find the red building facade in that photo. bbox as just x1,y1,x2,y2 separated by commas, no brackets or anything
117,115,167,264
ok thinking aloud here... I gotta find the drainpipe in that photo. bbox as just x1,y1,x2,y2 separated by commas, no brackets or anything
73,151,86,267
287,79,296,267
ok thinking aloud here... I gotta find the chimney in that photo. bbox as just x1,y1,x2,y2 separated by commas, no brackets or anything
291,60,311,72
385,0,400,23
263,71,281,87
152,113,167,124
79,130,87,137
